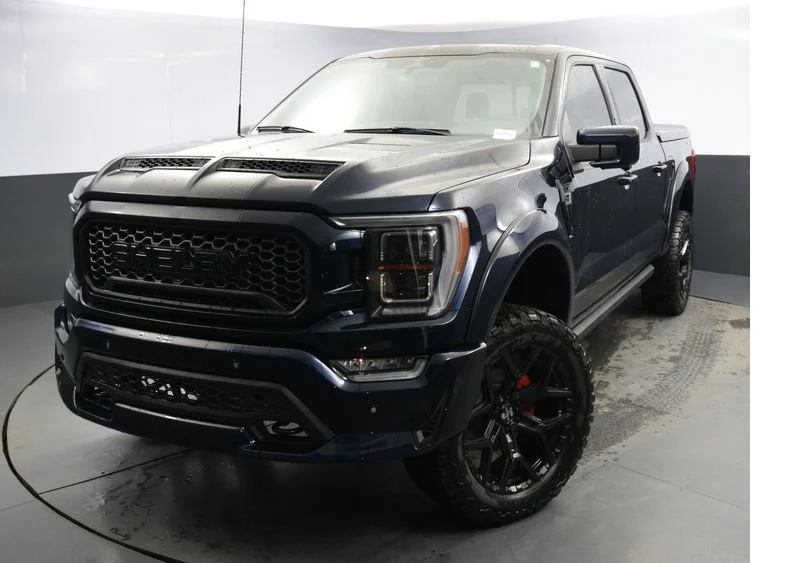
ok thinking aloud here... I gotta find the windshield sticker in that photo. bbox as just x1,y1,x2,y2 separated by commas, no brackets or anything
493,129,517,140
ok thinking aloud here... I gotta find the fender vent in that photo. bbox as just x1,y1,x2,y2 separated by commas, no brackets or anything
218,158,342,180
120,157,210,170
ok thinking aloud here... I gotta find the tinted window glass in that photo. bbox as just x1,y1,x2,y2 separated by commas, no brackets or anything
604,68,646,134
562,65,612,143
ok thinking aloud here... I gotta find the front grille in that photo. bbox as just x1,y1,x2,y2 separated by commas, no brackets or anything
79,357,327,450
82,359,297,418
83,221,307,315
120,157,210,170
218,158,342,180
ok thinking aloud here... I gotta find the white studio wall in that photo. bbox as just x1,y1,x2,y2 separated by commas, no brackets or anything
0,0,242,177
1,1,748,178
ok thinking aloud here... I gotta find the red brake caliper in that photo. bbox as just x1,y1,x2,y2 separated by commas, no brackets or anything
516,374,536,415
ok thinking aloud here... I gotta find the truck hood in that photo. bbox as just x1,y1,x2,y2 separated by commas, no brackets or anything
79,133,531,214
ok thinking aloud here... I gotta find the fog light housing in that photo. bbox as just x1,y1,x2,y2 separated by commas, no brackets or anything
330,357,427,382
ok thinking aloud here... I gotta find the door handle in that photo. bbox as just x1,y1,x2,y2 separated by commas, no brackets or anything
651,163,668,175
617,174,638,189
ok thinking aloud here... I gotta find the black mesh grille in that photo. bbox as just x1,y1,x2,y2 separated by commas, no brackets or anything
218,158,342,179
120,157,210,170
83,385,114,411
81,359,298,418
84,222,307,315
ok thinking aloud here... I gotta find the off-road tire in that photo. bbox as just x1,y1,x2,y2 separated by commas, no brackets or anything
404,304,594,527
642,210,693,315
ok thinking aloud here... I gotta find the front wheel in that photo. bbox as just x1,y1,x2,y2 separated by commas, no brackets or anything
404,305,594,527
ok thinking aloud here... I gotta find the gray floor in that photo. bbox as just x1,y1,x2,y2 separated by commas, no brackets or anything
0,300,155,562
0,271,749,562
691,270,750,307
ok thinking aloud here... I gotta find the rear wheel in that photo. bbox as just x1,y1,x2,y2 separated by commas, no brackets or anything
642,210,693,315
404,305,594,527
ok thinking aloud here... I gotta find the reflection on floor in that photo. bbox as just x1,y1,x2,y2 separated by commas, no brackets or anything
1,273,749,562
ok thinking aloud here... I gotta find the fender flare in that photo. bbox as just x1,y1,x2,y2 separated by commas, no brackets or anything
466,209,574,342
667,160,692,230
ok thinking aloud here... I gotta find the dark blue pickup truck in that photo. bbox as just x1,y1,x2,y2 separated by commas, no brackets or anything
55,44,695,526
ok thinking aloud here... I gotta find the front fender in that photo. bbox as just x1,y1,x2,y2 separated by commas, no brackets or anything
466,209,573,342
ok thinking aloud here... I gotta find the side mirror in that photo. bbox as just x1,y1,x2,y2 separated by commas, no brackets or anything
570,125,640,171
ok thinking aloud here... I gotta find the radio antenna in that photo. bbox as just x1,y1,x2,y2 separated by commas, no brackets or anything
236,0,246,136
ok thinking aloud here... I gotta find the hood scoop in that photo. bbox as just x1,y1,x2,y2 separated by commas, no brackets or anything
217,158,343,180
120,157,211,171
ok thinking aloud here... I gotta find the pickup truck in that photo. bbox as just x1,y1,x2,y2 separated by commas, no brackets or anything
55,44,695,526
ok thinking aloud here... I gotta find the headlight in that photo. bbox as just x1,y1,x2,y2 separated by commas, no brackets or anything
68,174,95,216
332,210,470,318
68,192,82,214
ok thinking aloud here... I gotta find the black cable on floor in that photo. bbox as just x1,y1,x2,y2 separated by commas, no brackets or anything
2,365,186,563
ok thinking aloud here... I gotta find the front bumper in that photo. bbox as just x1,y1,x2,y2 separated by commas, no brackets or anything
54,304,485,461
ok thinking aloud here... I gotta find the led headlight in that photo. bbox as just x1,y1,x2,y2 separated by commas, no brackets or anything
378,228,438,304
332,210,470,318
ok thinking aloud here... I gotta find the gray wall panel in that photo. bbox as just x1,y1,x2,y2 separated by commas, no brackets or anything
0,173,87,308
693,155,750,276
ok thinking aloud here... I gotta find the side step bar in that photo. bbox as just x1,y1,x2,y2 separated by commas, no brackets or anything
572,265,655,338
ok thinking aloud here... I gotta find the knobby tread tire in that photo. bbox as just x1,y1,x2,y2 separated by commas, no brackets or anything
642,210,693,315
404,304,594,528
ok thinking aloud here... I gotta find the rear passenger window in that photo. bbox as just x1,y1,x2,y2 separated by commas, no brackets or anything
561,65,612,144
604,68,647,135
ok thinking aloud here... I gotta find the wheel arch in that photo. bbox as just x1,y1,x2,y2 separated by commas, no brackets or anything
668,160,694,228
467,214,574,342
678,179,694,214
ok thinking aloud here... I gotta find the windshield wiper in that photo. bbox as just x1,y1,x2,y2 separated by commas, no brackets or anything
344,127,451,136
256,125,314,133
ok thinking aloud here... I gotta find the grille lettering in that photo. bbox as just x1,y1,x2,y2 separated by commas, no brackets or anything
111,242,250,280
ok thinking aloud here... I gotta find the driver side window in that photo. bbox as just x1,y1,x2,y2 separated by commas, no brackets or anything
562,65,612,144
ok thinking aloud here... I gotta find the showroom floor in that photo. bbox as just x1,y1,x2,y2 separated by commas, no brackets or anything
1,271,749,562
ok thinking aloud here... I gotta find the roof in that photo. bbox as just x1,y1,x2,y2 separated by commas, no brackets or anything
340,44,613,62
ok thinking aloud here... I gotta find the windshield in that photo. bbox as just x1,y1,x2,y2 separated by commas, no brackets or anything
256,53,551,139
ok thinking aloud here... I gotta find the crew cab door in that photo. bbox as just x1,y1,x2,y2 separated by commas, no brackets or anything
560,63,636,312
600,64,669,268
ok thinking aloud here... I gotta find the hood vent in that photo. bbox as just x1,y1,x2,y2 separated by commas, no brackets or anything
218,158,343,180
120,157,210,171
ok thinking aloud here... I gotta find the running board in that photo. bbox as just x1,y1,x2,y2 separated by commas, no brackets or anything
572,265,655,338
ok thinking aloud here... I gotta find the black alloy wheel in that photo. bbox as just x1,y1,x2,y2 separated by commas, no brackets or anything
678,233,693,305
403,305,593,527
462,340,577,495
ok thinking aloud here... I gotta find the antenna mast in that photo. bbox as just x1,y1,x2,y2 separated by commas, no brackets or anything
236,0,246,136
